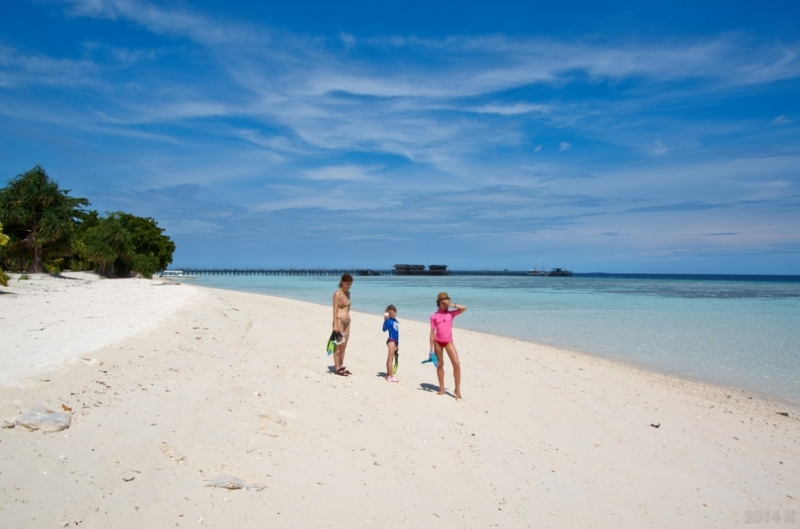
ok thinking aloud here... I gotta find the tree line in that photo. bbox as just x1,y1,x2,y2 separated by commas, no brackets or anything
0,165,175,281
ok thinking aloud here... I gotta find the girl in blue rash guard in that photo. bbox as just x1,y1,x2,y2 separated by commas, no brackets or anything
382,305,400,382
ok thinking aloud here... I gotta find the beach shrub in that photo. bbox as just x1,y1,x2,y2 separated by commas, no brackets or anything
77,213,133,276
116,212,176,273
76,212,174,278
66,209,100,272
44,258,65,274
0,165,89,273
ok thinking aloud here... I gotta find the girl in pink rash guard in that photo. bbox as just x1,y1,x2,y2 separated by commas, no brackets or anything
429,292,467,400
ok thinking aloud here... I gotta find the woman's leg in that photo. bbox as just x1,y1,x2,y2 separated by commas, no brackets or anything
386,341,397,378
333,322,343,372
444,342,462,400
434,341,446,395
338,323,351,373
334,345,342,373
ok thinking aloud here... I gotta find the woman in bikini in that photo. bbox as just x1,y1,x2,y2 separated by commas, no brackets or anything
429,292,466,400
332,273,353,376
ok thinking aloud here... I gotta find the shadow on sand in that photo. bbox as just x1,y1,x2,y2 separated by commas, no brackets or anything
418,382,456,399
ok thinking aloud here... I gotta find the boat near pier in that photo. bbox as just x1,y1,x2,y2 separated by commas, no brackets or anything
528,267,574,277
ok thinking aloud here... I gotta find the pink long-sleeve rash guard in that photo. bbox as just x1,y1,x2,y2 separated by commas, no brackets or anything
431,309,461,344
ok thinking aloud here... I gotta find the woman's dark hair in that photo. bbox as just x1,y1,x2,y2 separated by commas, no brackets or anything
339,273,353,287
386,304,396,312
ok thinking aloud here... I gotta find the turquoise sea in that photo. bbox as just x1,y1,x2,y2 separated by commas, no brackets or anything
185,274,800,402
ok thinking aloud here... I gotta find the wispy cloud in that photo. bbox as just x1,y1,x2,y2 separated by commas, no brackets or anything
0,43,99,88
648,141,668,156
302,165,382,181
627,201,729,213
61,0,265,44
339,32,356,51
468,103,550,115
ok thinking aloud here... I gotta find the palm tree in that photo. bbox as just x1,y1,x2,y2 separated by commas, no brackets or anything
0,165,89,273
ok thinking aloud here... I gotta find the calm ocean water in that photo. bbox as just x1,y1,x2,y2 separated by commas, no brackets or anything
185,274,800,402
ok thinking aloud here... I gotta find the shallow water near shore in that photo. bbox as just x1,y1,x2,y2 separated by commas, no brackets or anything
187,274,800,402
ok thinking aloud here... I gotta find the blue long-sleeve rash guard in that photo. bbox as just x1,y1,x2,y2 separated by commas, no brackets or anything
382,318,399,343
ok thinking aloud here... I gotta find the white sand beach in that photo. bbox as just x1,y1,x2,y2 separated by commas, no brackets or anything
0,273,198,387
1,274,798,528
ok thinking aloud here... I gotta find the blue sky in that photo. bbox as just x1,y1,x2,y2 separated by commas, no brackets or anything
1,1,799,273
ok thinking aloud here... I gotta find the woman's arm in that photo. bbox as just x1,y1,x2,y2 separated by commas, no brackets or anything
332,291,339,331
430,317,436,350
450,302,466,314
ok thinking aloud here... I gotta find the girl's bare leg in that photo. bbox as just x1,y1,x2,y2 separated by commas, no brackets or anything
434,342,446,395
444,342,462,400
337,324,350,373
386,341,397,378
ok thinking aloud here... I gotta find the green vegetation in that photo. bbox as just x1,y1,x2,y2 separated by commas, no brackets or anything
0,165,88,274
74,212,174,278
0,166,175,279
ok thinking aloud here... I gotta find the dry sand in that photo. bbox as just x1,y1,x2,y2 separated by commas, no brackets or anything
1,274,798,528
0,272,197,387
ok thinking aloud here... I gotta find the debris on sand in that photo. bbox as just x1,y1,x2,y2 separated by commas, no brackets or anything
160,442,187,464
206,475,266,491
15,405,71,433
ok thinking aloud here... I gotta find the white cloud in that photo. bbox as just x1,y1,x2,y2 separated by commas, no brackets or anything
357,33,800,90
62,0,264,44
469,103,550,116
339,32,356,51
559,142,571,151
56,1,800,99
247,190,384,213
772,115,792,125
0,44,99,88
534,145,542,152
302,164,382,181
648,141,668,156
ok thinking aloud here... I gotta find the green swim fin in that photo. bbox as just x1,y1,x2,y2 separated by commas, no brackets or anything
326,331,337,355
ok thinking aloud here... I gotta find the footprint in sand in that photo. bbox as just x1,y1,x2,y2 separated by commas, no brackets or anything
160,442,187,464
